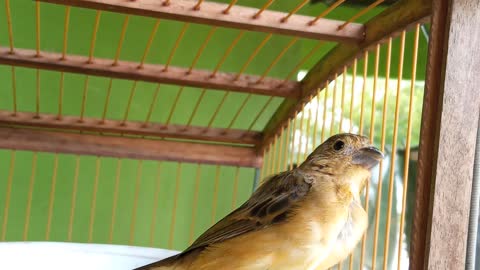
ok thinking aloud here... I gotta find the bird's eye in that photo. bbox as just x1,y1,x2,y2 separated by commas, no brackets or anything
333,140,345,151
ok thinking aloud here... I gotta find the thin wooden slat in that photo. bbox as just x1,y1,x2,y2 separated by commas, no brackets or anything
359,52,368,134
108,159,122,244
149,162,162,247
0,47,299,98
329,75,337,137
164,23,189,72
1,151,15,241
397,24,420,269
88,158,101,243
45,154,59,241
39,0,365,43
4,0,14,52
68,156,80,242
0,111,261,145
168,163,182,249
371,37,392,268
113,16,129,66
260,0,431,150
189,164,202,244
0,127,262,167
23,153,38,241
211,165,221,224
231,166,240,208
10,67,17,115
139,19,161,69
129,160,143,245
383,31,406,270
411,0,480,269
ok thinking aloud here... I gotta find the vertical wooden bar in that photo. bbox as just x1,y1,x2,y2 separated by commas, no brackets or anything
288,116,298,170
339,67,346,133
68,156,80,241
370,42,381,270
189,164,201,244
296,112,305,165
271,136,278,174
349,59,357,133
23,153,38,241
312,90,320,148
321,83,328,142
168,162,182,249
359,52,368,135
211,165,221,224
276,127,285,173
397,24,420,270
88,157,101,243
383,31,406,270
411,0,480,269
1,151,15,241
303,105,312,160
129,160,143,245
231,166,240,209
109,159,122,244
11,67,17,115
282,121,292,171
359,52,369,270
149,162,162,247
46,154,59,240
330,75,337,137
371,37,392,268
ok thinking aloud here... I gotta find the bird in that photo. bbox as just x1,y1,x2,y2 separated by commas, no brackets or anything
135,133,383,270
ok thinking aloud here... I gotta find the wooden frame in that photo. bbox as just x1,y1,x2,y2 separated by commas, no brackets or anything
0,47,299,98
260,0,431,150
38,0,365,43
0,111,261,145
0,127,262,167
410,0,480,269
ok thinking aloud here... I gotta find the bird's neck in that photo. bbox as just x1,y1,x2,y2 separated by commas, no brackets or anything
300,166,369,203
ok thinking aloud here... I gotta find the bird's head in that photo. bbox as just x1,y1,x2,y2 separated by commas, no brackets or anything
299,133,384,185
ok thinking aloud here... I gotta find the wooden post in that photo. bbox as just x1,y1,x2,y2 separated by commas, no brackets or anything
410,0,480,269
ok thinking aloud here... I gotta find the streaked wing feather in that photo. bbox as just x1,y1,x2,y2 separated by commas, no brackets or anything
183,170,311,254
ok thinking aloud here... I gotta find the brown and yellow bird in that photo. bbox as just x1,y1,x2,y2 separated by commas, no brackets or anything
136,133,383,270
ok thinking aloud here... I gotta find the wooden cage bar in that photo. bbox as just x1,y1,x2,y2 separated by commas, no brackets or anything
37,0,364,43
0,111,261,145
0,127,262,167
0,48,299,98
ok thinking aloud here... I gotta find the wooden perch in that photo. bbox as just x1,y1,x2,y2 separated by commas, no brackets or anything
0,47,300,98
38,0,365,43
0,111,262,145
0,127,263,167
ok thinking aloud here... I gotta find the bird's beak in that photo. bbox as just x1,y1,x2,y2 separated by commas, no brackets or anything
352,146,384,169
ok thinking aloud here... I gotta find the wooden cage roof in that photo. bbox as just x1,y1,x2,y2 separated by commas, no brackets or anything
0,0,430,167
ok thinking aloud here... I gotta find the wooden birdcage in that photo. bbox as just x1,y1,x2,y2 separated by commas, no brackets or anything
0,0,479,269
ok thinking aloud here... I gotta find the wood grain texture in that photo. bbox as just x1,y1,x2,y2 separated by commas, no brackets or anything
0,111,262,145
0,127,263,167
260,0,431,150
38,0,364,43
0,47,299,98
411,0,480,269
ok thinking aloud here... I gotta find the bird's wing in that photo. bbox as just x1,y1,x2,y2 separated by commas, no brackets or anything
134,170,312,270
184,170,312,253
